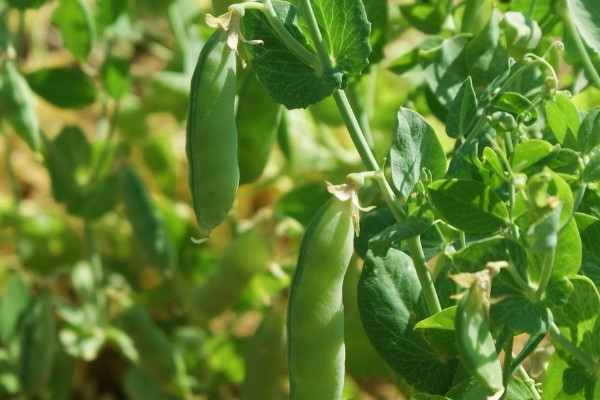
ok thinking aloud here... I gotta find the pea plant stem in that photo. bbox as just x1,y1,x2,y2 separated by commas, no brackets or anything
563,10,600,89
516,365,542,400
549,322,600,376
296,0,441,315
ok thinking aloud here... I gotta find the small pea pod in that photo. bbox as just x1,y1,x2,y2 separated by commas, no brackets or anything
241,297,286,400
119,305,188,398
186,30,239,237
288,187,355,400
237,72,283,184
188,227,271,322
0,62,40,151
455,283,504,396
18,290,56,397
120,166,175,273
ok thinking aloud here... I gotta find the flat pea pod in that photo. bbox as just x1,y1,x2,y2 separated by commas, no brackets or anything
0,62,40,151
18,290,56,397
120,166,174,273
455,284,504,394
188,227,271,322
119,305,188,397
288,195,354,400
237,72,283,184
241,297,286,400
186,30,239,237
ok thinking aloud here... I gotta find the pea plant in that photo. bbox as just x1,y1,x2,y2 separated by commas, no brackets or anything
190,0,600,399
1,0,600,399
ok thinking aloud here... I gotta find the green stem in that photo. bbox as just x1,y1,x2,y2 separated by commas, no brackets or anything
550,322,599,376
563,11,600,89
502,331,514,395
536,248,555,300
88,101,120,184
299,0,440,315
517,366,541,400
459,231,466,249
347,82,375,149
263,0,321,72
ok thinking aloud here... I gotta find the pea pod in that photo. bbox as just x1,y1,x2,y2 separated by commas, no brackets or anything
188,227,271,322
455,283,504,395
0,62,40,151
119,305,188,397
120,166,174,273
241,297,286,400
186,30,239,237
237,72,283,184
18,290,56,397
288,192,354,400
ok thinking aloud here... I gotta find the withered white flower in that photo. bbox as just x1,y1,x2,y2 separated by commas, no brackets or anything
204,10,263,55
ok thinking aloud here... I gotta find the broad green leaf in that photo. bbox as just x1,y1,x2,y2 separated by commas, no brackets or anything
491,92,538,123
510,139,554,173
362,0,388,64
552,219,583,278
358,249,458,394
543,353,587,400
0,62,40,151
0,274,30,344
368,213,433,256
544,276,575,307
388,37,444,76
101,57,130,99
545,93,580,148
567,0,600,56
242,1,344,109
510,0,552,22
26,67,97,109
583,152,600,183
428,179,509,233
414,306,458,354
446,77,478,139
577,109,600,154
465,10,509,85
391,108,447,196
53,0,96,61
448,377,537,400
581,220,600,285
460,0,492,35
420,34,472,109
237,72,283,184
502,11,542,54
354,208,396,259
400,3,446,35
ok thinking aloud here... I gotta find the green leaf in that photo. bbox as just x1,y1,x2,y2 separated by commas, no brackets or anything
583,152,600,183
491,92,538,123
577,109,600,154
460,0,492,35
510,139,554,173
242,1,344,109
300,0,372,75
391,108,447,196
362,0,388,64
5,0,48,9
446,77,478,139
400,3,445,35
414,306,459,354
26,67,97,109
237,72,283,184
357,249,458,394
354,208,396,259
465,10,509,85
545,93,581,148
543,353,588,400
388,37,444,76
101,57,130,99
527,205,562,252
502,11,542,53
421,34,471,109
428,179,509,233
52,0,96,61
567,0,600,56
369,213,433,256
0,274,30,344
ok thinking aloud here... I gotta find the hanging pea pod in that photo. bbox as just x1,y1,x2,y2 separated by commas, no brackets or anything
120,166,175,273
186,29,239,238
18,290,56,397
188,227,271,322
288,183,356,400
118,305,189,398
240,297,286,400
0,62,40,151
237,72,283,185
455,280,504,396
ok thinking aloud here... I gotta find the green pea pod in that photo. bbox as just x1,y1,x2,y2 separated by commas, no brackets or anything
241,297,286,400
186,30,239,237
120,166,175,273
288,195,354,400
119,305,188,397
455,285,503,394
18,290,56,397
0,62,40,151
189,227,271,321
237,72,283,184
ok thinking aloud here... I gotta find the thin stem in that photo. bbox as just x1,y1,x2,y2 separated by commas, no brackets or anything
88,101,120,184
263,0,321,71
528,0,537,18
563,11,600,89
407,236,443,314
459,231,466,249
297,0,332,69
501,331,514,398
517,366,541,400
536,248,555,300
550,322,599,376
